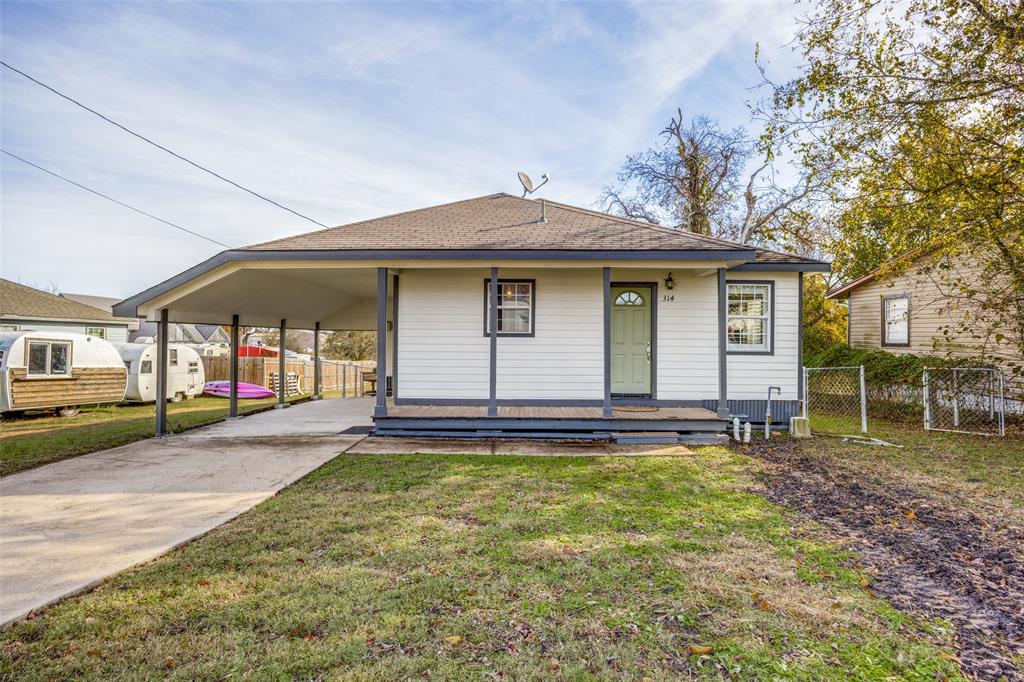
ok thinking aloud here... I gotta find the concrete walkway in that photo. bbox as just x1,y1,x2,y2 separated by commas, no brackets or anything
0,398,373,626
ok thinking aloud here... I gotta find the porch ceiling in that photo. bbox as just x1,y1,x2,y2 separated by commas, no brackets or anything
141,267,382,330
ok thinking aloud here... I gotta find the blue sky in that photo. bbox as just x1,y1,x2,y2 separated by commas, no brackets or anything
1,1,804,297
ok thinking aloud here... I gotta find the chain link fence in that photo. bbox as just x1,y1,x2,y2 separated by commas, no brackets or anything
803,366,868,435
924,367,1006,436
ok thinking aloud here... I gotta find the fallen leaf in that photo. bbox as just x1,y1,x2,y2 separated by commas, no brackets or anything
198,580,210,588
688,644,713,656
906,510,917,521
296,557,305,564
444,635,463,645
549,657,560,671
164,657,174,669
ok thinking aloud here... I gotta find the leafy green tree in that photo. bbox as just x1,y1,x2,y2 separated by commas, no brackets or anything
802,274,847,355
322,331,376,361
760,0,1023,378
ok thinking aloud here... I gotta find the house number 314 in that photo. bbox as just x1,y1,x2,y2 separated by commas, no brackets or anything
662,294,675,302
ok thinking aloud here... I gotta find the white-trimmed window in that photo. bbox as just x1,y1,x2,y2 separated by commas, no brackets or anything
26,340,71,377
0,324,19,332
883,295,909,346
727,283,772,353
484,280,535,336
86,327,105,339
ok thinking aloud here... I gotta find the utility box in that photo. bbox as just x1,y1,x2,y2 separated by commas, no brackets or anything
789,416,812,438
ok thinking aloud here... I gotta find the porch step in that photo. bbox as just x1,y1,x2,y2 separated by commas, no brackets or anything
611,431,681,445
676,433,730,446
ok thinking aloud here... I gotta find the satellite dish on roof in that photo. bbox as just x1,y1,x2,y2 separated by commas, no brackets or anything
517,170,550,198
517,171,533,195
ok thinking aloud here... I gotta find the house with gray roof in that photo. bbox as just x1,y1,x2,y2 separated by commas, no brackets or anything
115,193,829,439
1,279,132,342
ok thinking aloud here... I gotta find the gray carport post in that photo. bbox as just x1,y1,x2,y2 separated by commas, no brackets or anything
155,308,169,436
312,321,321,400
488,266,498,417
275,318,288,409
374,267,388,417
229,314,239,418
717,268,729,418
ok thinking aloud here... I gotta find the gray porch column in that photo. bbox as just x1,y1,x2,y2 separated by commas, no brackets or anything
717,268,729,418
797,272,804,403
603,267,612,418
375,267,388,417
391,274,399,399
155,308,168,436
488,266,498,417
229,314,239,417
312,321,322,400
275,318,288,408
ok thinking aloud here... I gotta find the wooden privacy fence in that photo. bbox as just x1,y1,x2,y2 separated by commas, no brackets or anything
201,356,376,397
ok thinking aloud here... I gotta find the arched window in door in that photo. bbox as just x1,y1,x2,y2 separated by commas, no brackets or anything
614,290,644,306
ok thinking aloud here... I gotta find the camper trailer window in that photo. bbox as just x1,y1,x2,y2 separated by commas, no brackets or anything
26,340,71,376
170,349,179,367
28,342,48,375
141,360,153,374
188,361,199,374
50,343,69,374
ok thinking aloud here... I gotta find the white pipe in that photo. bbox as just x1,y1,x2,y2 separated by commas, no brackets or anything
743,421,751,444
733,417,741,442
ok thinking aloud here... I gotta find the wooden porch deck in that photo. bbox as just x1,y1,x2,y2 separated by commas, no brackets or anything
374,403,727,441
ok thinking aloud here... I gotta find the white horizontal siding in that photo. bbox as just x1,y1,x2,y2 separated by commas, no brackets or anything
496,269,603,399
727,272,799,401
2,319,129,344
397,269,489,398
650,271,720,400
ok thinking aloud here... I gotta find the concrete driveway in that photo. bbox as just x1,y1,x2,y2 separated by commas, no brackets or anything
0,397,372,626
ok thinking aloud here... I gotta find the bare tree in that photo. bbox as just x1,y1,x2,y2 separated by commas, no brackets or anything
601,109,822,247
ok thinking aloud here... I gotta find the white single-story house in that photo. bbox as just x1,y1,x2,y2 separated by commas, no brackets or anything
1,279,133,343
114,194,829,440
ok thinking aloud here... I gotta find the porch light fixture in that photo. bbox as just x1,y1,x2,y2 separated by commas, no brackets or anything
665,272,674,290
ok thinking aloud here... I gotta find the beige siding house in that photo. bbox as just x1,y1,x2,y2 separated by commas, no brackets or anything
827,249,1021,393
114,194,829,440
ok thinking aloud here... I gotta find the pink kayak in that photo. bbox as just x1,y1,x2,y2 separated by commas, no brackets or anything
203,381,276,399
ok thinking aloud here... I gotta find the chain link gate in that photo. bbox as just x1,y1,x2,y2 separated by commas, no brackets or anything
923,367,1006,436
803,366,868,435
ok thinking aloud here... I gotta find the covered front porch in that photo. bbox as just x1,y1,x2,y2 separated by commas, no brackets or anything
116,259,740,440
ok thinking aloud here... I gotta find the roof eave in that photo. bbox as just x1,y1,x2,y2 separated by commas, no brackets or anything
729,262,831,273
112,247,758,317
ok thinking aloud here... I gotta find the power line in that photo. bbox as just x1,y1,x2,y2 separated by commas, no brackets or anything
1,60,330,229
1,148,232,248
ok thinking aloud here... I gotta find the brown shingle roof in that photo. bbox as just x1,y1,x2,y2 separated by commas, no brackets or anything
1,279,117,322
241,194,819,264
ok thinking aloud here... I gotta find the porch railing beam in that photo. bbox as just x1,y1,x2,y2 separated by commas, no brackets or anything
155,308,168,436
312,321,322,399
229,314,239,417
603,267,612,418
717,268,729,418
375,267,388,417
488,266,498,417
275,318,288,408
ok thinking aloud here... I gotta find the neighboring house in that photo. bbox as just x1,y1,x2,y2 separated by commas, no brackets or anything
130,321,229,344
61,293,141,334
1,279,132,342
114,194,829,438
826,249,1021,387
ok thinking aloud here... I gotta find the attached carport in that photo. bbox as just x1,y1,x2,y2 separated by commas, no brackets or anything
115,259,397,435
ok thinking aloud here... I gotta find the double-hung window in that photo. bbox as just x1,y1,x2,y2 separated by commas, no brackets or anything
484,280,535,336
727,282,772,353
882,295,909,346
26,340,71,377
86,327,106,339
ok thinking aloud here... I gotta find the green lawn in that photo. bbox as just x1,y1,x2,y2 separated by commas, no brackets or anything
814,419,1024,519
1,449,963,680
0,392,342,477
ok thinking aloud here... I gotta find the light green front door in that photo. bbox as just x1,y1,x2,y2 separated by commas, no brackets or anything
611,286,652,395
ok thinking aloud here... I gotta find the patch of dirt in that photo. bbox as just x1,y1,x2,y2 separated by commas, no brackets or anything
747,439,1024,681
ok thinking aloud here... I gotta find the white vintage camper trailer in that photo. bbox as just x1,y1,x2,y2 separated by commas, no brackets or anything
0,331,127,416
114,343,205,403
